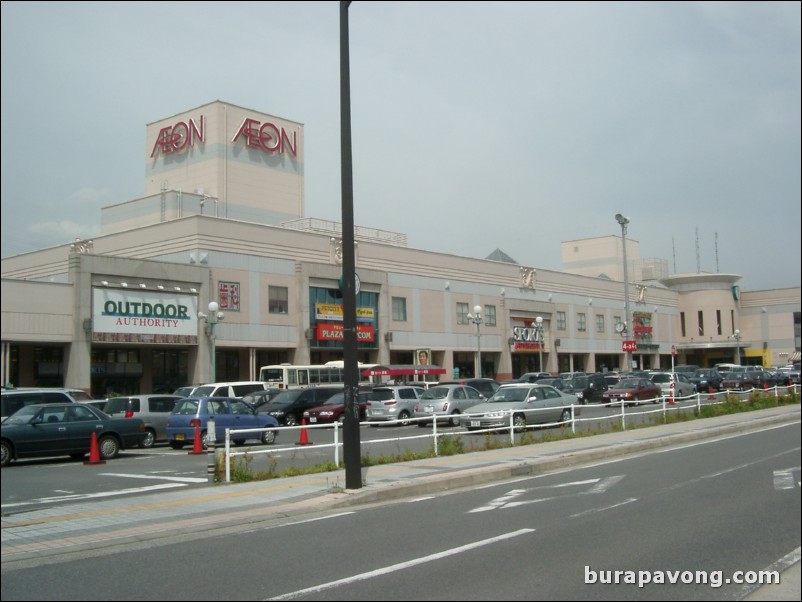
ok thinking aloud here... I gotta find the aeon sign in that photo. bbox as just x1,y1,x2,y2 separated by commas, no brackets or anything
232,117,297,156
150,115,205,158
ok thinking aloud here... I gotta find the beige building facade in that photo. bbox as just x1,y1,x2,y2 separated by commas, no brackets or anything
2,101,799,396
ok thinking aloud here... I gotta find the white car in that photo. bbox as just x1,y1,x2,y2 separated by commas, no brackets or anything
460,383,579,432
650,372,695,399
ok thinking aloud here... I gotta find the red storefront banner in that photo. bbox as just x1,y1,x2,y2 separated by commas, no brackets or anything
316,323,375,342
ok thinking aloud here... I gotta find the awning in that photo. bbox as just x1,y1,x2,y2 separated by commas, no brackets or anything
789,351,801,362
361,364,446,377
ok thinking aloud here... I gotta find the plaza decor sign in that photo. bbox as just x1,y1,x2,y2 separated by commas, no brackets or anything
232,117,298,156
92,289,199,344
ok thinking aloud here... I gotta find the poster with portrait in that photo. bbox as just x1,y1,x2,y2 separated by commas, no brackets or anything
416,348,431,366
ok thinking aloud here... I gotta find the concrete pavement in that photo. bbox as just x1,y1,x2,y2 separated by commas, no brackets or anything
2,404,800,600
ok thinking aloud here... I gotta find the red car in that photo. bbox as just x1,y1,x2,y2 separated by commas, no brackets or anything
303,391,370,424
601,378,662,406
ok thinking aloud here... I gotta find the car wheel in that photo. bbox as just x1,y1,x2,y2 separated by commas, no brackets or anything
201,430,213,449
398,410,411,426
512,413,526,433
98,435,121,460
1,440,12,467
448,412,461,427
140,429,156,449
559,409,571,427
285,415,298,427
169,441,185,450
261,430,276,445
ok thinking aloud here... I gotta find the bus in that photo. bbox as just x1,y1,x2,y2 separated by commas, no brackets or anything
258,362,377,389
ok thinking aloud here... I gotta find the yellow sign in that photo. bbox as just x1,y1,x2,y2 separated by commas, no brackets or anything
315,303,374,322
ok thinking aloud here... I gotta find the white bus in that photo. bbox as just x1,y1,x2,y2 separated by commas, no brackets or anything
258,362,377,389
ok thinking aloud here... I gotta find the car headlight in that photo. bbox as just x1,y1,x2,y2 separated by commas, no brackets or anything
320,411,334,417
486,411,504,418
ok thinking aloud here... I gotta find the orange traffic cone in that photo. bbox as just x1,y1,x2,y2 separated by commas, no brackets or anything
296,418,313,445
763,381,769,391
188,424,204,455
84,432,106,465
708,386,715,400
668,383,676,405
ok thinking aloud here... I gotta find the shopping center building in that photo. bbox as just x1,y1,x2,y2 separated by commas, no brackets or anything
2,101,800,396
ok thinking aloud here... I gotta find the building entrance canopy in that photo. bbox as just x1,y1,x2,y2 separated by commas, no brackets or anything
361,365,446,377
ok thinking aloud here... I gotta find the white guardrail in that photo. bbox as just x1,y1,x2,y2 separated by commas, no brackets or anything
221,384,799,482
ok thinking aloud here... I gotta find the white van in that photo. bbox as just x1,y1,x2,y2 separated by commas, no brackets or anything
191,381,269,399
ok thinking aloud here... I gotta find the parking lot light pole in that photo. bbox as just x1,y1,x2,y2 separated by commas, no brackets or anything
467,305,483,378
615,213,632,372
733,329,742,365
198,301,225,382
532,316,544,373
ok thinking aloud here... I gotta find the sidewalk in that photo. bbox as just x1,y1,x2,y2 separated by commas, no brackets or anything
2,405,800,598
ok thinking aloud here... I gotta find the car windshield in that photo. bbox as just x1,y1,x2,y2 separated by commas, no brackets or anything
422,387,450,400
617,379,641,389
173,399,200,415
488,388,530,402
324,394,345,405
3,405,40,425
267,390,304,404
652,374,671,383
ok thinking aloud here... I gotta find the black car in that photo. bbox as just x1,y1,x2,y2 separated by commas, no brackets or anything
566,373,609,404
256,386,342,426
689,368,724,392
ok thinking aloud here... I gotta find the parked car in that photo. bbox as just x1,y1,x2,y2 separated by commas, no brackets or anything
689,368,724,392
537,377,569,391
721,371,753,391
365,385,422,425
438,378,501,399
303,388,372,424
650,372,695,399
602,378,662,406
460,383,578,432
602,374,622,387
241,388,282,410
413,384,485,427
172,386,198,397
102,394,182,448
1,388,93,422
256,386,342,426
166,397,279,449
565,373,609,404
514,372,552,383
1,402,146,467
190,381,270,399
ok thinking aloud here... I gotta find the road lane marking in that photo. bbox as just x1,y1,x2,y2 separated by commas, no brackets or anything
773,467,800,490
100,472,208,483
266,528,535,600
570,497,638,518
1,483,186,509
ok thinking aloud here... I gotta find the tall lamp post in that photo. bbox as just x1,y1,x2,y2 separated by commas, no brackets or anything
532,316,544,373
198,301,225,381
615,213,632,372
733,329,742,365
467,304,483,378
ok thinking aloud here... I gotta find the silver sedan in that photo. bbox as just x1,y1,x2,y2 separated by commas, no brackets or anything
460,383,579,432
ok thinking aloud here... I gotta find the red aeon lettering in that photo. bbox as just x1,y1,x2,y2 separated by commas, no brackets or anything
150,116,205,158
232,118,297,156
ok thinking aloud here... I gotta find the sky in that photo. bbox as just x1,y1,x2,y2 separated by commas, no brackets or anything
1,1,800,292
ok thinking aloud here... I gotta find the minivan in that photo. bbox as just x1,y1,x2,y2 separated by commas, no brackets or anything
190,381,269,399
103,394,182,448
1,388,93,422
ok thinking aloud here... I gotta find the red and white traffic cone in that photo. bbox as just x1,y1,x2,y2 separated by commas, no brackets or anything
296,418,312,445
84,432,106,465
188,424,204,455
708,386,715,400
668,382,676,405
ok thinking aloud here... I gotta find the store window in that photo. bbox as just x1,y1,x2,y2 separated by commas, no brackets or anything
269,285,289,314
392,296,407,321
557,311,567,331
485,304,497,327
577,312,587,332
457,302,469,325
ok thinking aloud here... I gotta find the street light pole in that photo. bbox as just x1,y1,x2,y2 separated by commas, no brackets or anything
532,316,544,373
733,329,742,365
616,214,632,372
467,304,483,378
198,301,225,381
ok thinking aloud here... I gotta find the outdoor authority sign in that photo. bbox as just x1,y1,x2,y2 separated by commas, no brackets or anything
92,289,199,344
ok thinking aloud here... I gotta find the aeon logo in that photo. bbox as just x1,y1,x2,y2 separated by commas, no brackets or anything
150,115,205,158
232,117,297,156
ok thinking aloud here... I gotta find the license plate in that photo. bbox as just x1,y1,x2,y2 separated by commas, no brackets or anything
424,405,434,412
470,420,480,427
176,433,185,441
309,417,317,423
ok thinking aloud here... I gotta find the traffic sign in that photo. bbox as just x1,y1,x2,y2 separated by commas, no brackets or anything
622,340,638,353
